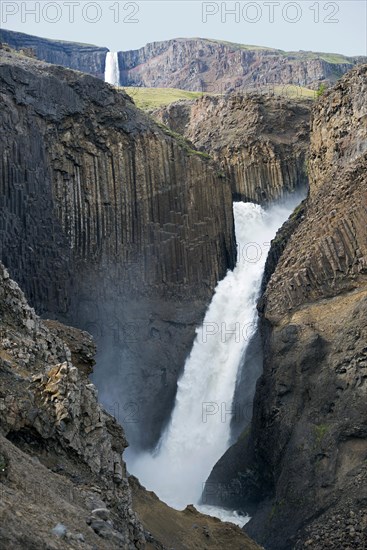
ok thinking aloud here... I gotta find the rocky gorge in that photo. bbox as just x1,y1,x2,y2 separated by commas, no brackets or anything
0,46,235,450
0,30,366,550
0,261,259,549
205,64,367,549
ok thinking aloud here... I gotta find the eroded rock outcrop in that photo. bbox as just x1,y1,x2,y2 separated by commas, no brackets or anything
0,49,235,449
206,65,367,549
0,262,145,548
153,94,311,203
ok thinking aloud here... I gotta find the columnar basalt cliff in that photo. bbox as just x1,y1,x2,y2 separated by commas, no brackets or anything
0,28,108,79
0,49,235,449
206,65,367,549
153,94,311,203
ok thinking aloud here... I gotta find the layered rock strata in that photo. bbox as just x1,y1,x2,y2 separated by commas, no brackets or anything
1,31,365,92
117,38,365,92
0,29,107,79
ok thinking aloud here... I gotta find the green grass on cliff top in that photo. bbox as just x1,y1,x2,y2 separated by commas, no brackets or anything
204,39,354,64
121,87,205,110
121,85,315,111
205,38,273,51
273,85,316,99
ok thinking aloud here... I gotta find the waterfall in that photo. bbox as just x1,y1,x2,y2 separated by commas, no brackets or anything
104,52,120,86
126,197,302,521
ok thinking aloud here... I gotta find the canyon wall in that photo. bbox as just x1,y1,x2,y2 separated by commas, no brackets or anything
153,94,311,204
118,38,365,92
1,30,366,93
0,49,235,449
206,65,367,549
0,29,107,79
0,262,260,549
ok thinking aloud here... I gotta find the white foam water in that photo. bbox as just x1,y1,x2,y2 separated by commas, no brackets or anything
126,197,302,523
196,504,250,528
104,52,120,86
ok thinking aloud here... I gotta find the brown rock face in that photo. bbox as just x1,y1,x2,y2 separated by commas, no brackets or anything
129,476,261,550
0,49,235,449
1,30,366,92
206,65,367,549
118,38,365,92
153,94,311,204
263,72,367,318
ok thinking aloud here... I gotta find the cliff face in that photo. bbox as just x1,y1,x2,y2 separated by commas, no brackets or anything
0,262,260,549
0,49,235,449
0,29,107,79
1,31,366,93
153,94,311,204
0,262,145,548
118,38,365,92
206,65,367,549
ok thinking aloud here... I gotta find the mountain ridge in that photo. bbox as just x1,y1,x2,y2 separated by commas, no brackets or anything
1,29,366,92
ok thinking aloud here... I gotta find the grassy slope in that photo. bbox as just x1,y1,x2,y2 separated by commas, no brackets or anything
121,87,205,110
121,85,315,111
273,85,316,99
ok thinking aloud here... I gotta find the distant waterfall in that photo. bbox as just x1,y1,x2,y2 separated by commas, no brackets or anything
127,197,302,521
104,52,120,86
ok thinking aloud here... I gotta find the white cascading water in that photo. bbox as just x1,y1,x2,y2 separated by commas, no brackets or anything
104,52,120,86
127,197,302,524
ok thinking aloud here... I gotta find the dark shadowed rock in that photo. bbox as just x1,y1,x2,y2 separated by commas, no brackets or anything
205,64,367,549
0,48,235,449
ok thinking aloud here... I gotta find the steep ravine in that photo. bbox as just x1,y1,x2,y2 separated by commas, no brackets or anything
206,64,367,549
0,262,260,549
1,36,366,550
0,48,235,450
